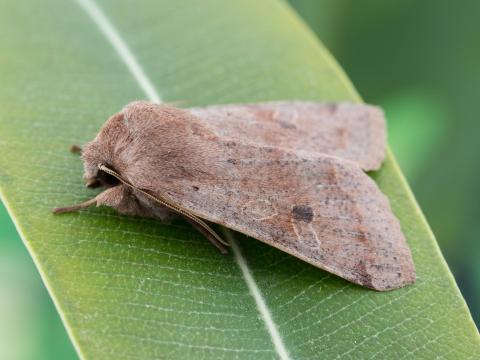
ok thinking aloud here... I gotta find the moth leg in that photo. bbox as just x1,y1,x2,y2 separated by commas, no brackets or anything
184,217,229,255
69,144,82,155
52,196,97,214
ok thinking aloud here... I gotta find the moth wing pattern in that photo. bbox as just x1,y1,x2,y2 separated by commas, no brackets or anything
150,145,415,291
188,101,386,171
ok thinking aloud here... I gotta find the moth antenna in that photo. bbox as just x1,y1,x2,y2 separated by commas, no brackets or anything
184,217,228,255
97,164,230,251
52,196,97,214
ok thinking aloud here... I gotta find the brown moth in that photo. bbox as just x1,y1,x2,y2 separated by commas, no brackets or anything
54,101,415,291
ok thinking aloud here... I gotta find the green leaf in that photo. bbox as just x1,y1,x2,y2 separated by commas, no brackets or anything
0,0,478,359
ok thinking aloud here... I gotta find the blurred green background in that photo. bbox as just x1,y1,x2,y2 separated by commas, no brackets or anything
0,0,478,358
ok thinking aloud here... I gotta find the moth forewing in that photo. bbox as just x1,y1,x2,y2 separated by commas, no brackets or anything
189,101,386,171
143,139,415,291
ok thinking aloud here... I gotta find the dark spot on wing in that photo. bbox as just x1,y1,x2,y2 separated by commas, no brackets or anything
292,205,314,223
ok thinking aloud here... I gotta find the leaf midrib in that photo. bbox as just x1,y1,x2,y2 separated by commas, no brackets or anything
74,0,291,358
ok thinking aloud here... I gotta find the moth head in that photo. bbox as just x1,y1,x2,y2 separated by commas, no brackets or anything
54,102,181,219
84,163,120,189
79,101,164,189
80,110,129,189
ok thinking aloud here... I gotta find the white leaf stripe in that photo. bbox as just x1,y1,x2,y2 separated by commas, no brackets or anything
75,0,161,104
225,231,291,360
75,0,291,358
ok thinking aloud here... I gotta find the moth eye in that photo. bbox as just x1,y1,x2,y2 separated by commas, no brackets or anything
86,179,101,188
96,167,120,187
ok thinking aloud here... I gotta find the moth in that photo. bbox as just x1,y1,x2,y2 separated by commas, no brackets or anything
54,101,415,291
